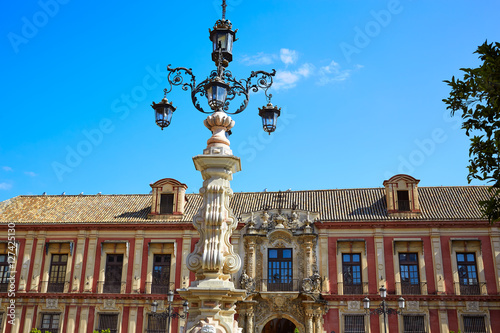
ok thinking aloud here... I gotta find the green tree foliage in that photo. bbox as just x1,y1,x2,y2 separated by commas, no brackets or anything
443,41,500,222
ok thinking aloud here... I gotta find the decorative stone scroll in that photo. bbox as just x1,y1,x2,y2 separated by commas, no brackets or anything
241,209,320,234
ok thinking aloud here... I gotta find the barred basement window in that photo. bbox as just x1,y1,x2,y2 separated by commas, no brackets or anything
98,313,119,333
40,313,60,333
160,194,174,214
147,314,167,333
463,315,486,333
344,315,365,333
47,254,68,293
152,254,171,294
0,255,9,292
403,315,425,333
343,253,362,294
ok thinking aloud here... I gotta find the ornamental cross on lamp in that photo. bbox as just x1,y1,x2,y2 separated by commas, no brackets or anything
151,0,281,138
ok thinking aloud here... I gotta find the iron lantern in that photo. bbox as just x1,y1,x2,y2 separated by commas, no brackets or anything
379,285,387,298
258,102,281,134
363,297,370,310
205,77,230,110
209,19,236,66
152,98,176,130
398,297,405,309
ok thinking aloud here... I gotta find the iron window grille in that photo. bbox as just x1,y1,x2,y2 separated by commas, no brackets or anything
104,254,123,293
457,253,480,295
343,253,362,294
399,253,421,294
47,254,68,293
40,313,60,333
152,254,172,294
0,255,9,292
147,313,167,333
98,313,119,333
463,315,486,333
268,248,293,291
344,315,365,333
403,315,426,333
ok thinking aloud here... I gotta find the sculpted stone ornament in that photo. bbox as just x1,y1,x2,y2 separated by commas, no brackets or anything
240,270,256,293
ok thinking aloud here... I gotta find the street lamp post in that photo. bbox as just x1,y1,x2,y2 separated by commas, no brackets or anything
150,2,281,333
151,291,189,333
362,286,405,333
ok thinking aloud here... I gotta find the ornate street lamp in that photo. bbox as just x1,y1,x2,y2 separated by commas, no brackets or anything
151,0,280,135
362,286,405,333
151,290,189,333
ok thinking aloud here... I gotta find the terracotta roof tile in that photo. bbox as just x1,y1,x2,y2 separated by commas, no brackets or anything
0,186,490,224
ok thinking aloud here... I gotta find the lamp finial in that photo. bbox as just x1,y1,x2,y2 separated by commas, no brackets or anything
222,0,227,20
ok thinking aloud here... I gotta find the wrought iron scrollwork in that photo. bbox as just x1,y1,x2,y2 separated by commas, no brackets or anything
164,64,276,115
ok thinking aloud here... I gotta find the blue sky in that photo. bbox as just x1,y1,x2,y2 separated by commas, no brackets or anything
1,0,499,201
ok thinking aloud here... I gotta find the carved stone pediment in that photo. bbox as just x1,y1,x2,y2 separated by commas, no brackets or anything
241,209,320,235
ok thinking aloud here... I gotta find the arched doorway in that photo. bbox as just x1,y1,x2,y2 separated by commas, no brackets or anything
262,318,296,333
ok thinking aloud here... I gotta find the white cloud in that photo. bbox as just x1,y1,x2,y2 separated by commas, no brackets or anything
296,63,315,78
317,60,353,85
2,166,12,172
0,182,12,190
273,63,315,90
280,48,298,65
24,171,37,177
240,52,277,66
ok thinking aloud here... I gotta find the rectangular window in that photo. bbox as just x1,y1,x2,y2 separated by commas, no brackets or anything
457,253,480,295
160,194,174,214
40,313,60,333
400,253,420,294
268,248,293,291
152,254,171,294
344,315,365,333
403,315,426,333
47,254,68,293
0,254,10,292
463,315,486,333
343,253,362,294
397,190,410,211
98,313,119,333
147,314,167,333
0,313,4,332
104,254,123,293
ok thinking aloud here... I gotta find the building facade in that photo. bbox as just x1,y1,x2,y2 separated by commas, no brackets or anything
1,174,500,333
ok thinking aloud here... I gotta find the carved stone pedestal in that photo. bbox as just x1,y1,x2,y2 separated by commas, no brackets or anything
180,112,246,333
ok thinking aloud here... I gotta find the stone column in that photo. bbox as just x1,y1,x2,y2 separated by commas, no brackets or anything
305,313,314,333
247,239,256,278
314,315,322,333
179,111,246,333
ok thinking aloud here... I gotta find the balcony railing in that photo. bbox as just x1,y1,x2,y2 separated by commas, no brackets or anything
396,281,427,295
258,279,300,292
339,282,369,295
97,280,127,294
454,282,486,295
145,281,176,294
40,280,70,293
